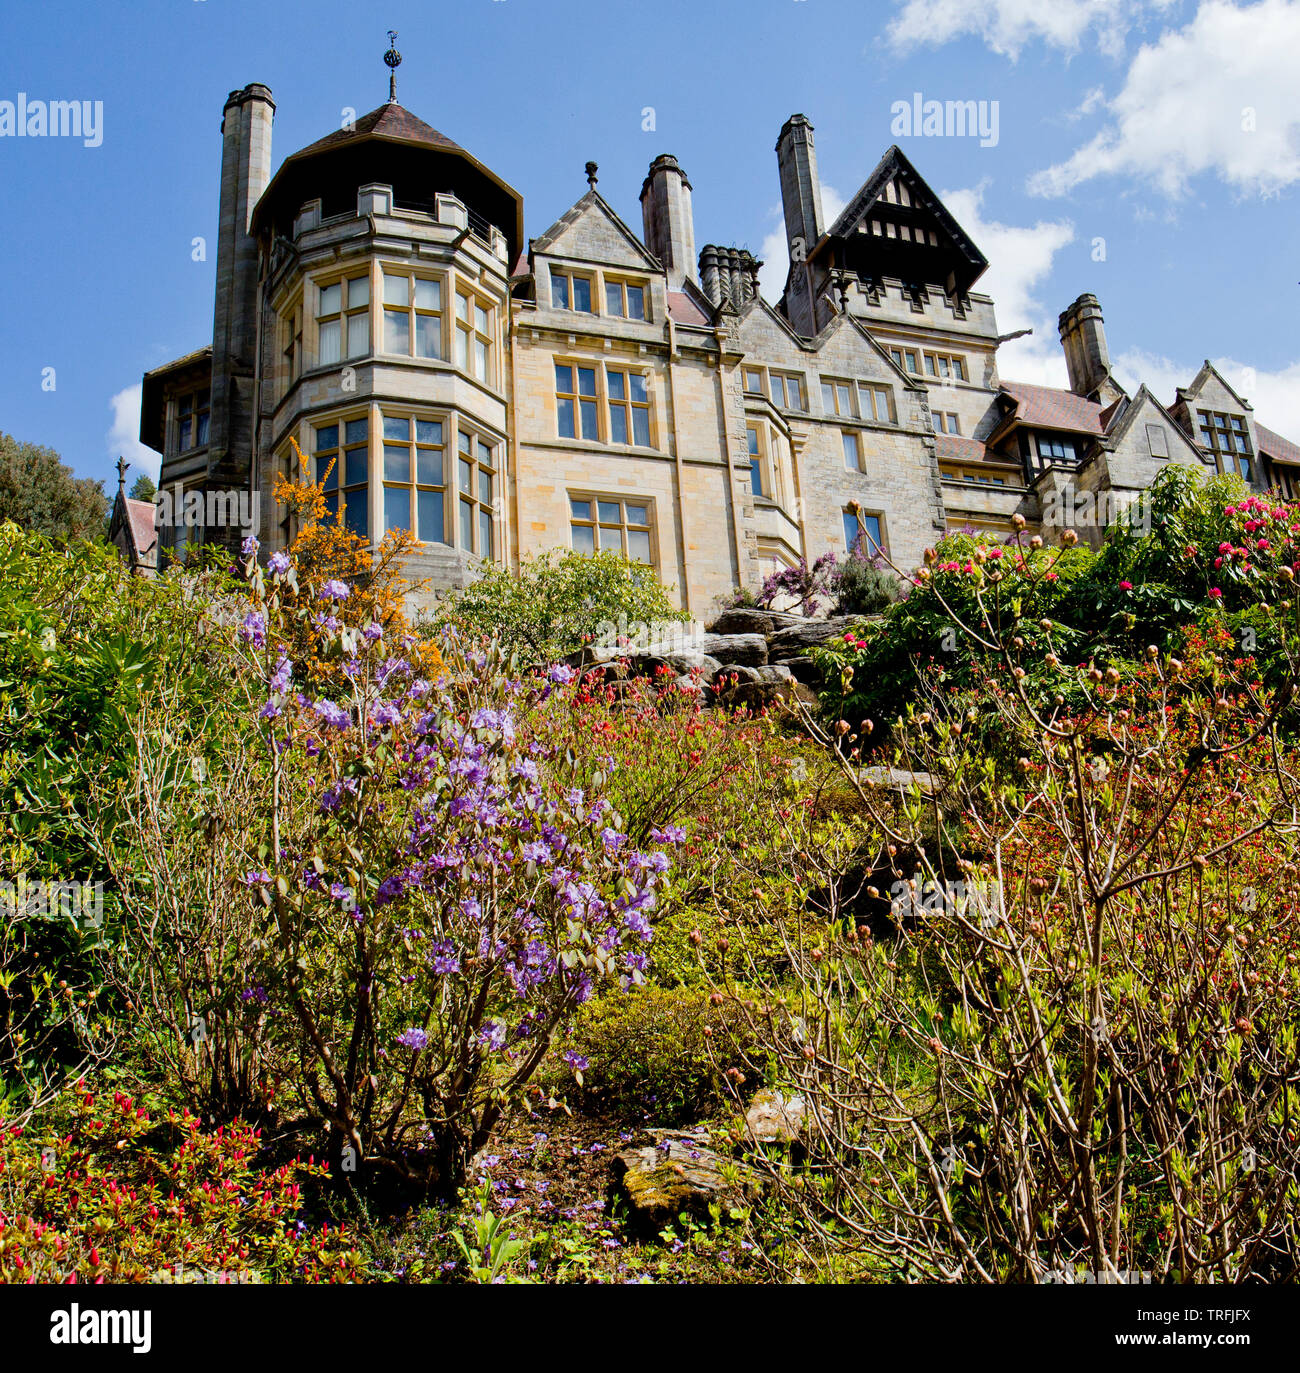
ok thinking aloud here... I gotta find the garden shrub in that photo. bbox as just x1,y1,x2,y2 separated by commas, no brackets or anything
808,467,1300,744
529,666,833,986
0,1086,360,1282
546,984,759,1124
430,548,688,665
102,540,679,1193
830,547,901,617
0,524,235,1117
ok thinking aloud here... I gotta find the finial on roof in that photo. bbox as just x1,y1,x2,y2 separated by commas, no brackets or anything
384,31,402,103
115,456,129,494
585,161,598,190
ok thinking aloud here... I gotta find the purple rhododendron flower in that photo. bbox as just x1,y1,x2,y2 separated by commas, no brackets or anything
242,870,270,886
396,1027,428,1051
649,825,687,844
478,1020,507,1051
241,534,259,555
546,664,575,684
268,551,291,575
319,579,350,602
563,1049,589,1072
269,655,293,692
312,699,351,730
237,610,266,647
372,700,402,727
428,940,460,976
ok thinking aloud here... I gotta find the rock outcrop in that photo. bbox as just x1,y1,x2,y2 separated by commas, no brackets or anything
611,1130,764,1230
564,609,869,712
745,1088,806,1145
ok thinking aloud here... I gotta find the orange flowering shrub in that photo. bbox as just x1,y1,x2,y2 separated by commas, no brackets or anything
265,437,442,687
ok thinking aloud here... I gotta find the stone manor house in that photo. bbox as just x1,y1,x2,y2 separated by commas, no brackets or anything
137,79,1300,616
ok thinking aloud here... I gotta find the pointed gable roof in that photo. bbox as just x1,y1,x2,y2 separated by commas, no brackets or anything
531,188,662,269
109,490,158,573
667,288,712,326
1175,360,1254,413
1099,383,1205,460
820,145,988,295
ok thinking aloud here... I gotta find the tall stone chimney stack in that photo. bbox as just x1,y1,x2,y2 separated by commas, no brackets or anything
640,154,697,290
776,114,824,254
1058,293,1112,399
776,114,826,335
209,83,274,496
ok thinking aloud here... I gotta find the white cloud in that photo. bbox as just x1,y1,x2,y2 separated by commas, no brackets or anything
1115,347,1300,440
940,183,1076,384
757,184,848,305
885,0,1164,59
1067,87,1109,121
1029,0,1300,198
107,384,159,482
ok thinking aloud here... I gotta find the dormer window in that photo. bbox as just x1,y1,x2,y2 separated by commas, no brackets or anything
551,268,593,313
605,279,646,320
1197,409,1252,479
1037,433,1074,464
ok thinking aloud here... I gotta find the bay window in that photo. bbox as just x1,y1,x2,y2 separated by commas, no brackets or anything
316,417,369,539
382,414,448,544
318,272,370,364
383,270,443,359
457,431,497,558
455,290,493,383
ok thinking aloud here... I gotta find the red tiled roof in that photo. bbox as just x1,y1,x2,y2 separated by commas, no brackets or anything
297,102,464,158
1000,381,1104,435
1258,422,1300,467
126,499,157,557
934,433,987,462
666,291,710,326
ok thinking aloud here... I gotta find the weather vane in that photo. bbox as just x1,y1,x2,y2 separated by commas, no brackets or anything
385,31,402,103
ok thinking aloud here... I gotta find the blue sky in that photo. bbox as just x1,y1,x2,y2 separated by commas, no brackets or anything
2,0,1298,489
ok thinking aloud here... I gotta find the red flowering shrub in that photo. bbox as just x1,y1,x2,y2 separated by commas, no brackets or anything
0,1088,360,1282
